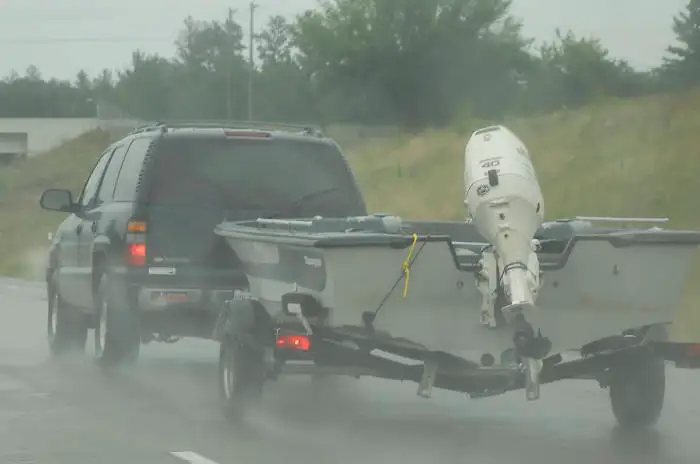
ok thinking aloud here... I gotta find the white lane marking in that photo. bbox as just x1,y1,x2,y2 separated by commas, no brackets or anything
1,283,44,296
171,451,220,464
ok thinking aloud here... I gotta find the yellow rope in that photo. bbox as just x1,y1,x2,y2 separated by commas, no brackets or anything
402,233,418,297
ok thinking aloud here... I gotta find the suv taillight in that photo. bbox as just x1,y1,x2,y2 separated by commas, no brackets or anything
127,243,147,267
126,220,147,266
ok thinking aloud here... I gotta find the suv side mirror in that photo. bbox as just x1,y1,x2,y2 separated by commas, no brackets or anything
40,189,76,213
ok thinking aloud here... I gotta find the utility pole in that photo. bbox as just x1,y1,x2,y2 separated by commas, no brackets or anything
227,61,232,120
248,1,257,121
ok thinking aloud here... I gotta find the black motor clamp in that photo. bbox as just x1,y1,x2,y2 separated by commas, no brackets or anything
512,315,551,359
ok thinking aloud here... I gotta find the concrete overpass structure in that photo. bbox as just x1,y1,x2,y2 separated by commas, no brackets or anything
0,118,100,158
0,117,142,162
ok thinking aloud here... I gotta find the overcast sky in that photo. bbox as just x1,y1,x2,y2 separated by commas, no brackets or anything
0,0,688,80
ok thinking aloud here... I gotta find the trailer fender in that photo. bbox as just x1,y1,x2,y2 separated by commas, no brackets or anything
213,293,274,349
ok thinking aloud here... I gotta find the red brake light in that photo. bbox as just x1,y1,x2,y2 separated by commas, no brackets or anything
224,130,271,138
276,335,310,351
687,344,700,356
127,243,146,266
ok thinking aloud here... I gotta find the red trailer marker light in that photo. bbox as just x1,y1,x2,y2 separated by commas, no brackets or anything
276,335,311,351
687,343,700,357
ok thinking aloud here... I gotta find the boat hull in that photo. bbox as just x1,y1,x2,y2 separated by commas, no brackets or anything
217,219,700,364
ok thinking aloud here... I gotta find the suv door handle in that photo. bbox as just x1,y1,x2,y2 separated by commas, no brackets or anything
76,224,83,235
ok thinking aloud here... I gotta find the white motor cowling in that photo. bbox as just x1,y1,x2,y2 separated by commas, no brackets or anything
464,125,544,322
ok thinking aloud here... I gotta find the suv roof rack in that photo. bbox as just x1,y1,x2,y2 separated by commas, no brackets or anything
127,120,325,138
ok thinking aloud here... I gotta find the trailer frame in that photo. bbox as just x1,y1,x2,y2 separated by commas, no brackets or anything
215,294,700,427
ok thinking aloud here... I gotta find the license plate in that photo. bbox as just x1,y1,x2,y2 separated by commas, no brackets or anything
165,292,189,303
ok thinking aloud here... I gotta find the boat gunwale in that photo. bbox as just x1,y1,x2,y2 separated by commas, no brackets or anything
215,220,700,272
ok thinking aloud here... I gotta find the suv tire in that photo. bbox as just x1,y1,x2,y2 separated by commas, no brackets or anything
48,274,87,357
94,273,140,368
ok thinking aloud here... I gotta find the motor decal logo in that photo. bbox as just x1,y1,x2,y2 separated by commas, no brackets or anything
480,158,501,169
303,256,322,268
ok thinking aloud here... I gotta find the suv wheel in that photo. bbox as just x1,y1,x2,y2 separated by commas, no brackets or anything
94,273,140,368
47,275,87,357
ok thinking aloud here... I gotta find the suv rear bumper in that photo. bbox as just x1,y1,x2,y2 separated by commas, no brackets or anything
136,287,236,312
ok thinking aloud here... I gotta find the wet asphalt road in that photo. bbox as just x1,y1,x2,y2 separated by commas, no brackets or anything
1,279,700,464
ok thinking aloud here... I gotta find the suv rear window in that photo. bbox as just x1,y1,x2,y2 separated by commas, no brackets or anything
147,136,366,219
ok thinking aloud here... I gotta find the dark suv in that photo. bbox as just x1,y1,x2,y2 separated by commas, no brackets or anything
39,121,368,367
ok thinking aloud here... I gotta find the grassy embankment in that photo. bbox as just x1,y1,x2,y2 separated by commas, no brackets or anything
2,91,700,338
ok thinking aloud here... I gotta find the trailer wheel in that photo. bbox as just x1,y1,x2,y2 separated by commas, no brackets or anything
609,354,665,429
218,336,265,422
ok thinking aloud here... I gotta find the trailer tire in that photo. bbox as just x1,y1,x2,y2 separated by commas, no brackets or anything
47,275,87,357
218,336,265,422
609,354,665,429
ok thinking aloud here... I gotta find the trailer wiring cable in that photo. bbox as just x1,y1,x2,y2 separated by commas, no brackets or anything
369,233,430,323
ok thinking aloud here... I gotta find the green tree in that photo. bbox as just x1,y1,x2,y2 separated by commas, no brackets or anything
522,30,649,112
662,0,700,88
173,9,248,119
75,70,92,94
0,5,659,125
254,15,316,122
114,51,176,120
257,15,293,66
92,69,115,97
293,0,530,128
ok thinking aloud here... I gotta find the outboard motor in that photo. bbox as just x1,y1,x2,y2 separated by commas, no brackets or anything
464,125,549,400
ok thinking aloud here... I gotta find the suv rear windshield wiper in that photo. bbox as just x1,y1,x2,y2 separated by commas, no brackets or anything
264,187,339,219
